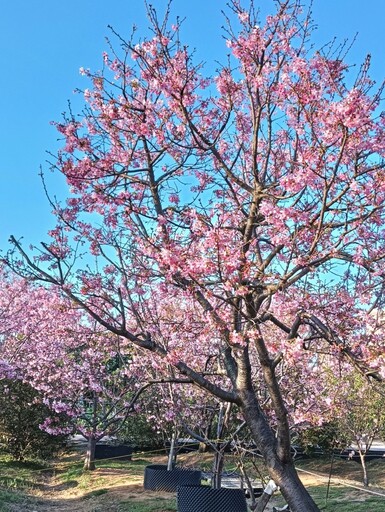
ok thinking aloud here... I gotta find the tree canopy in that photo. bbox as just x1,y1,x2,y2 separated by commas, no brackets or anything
4,1,385,510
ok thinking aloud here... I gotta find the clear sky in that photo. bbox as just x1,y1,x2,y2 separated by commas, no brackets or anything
1,0,384,251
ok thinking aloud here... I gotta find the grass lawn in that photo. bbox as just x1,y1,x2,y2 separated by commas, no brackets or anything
311,485,385,512
0,449,384,511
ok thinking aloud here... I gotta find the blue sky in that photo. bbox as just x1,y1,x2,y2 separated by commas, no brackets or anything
1,0,384,251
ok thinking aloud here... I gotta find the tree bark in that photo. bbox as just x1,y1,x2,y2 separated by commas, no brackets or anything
358,452,369,486
239,390,320,512
255,491,273,512
167,431,177,471
84,436,96,471
211,402,229,489
273,464,319,512
212,449,225,489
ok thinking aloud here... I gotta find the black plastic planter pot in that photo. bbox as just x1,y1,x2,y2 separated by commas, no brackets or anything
143,465,202,492
177,485,248,512
95,444,133,460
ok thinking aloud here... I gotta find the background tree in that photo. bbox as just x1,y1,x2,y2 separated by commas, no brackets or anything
117,409,164,451
332,374,385,487
143,379,247,487
0,378,68,461
0,272,153,470
6,1,385,510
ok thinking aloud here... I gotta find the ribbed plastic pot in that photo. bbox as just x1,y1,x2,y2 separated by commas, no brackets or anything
177,485,248,512
143,464,202,492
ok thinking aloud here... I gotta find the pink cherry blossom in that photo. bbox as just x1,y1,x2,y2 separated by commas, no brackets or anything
6,1,385,509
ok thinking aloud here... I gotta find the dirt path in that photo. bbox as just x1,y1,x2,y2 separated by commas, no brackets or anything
6,453,384,511
7,462,285,512
5,465,148,511
8,476,177,512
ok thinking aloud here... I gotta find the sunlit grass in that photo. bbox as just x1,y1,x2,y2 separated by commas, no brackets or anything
0,450,384,511
311,484,385,511
0,453,51,490
118,497,177,512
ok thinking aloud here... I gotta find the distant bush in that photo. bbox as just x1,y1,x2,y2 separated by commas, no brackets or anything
295,422,344,455
0,379,68,460
117,413,164,451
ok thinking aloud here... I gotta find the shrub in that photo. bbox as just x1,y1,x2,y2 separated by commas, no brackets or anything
0,379,68,460
117,413,164,451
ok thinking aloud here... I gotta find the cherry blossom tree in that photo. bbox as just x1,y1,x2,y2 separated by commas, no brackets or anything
6,1,385,510
141,376,246,486
0,272,154,470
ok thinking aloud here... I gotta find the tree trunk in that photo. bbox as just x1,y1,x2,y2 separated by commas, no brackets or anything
211,402,231,489
358,452,369,486
84,436,96,471
212,448,225,489
240,392,320,512
273,464,319,512
255,480,277,512
167,431,177,471
255,491,273,512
